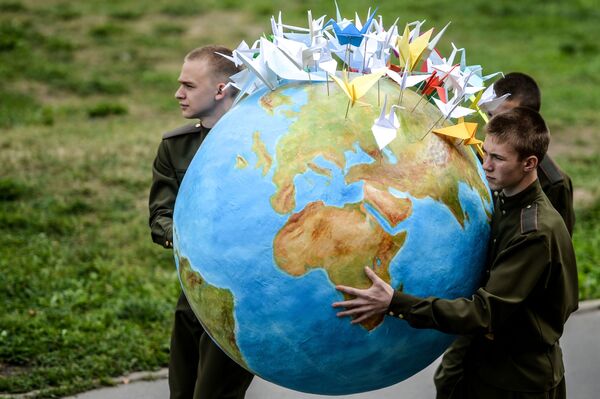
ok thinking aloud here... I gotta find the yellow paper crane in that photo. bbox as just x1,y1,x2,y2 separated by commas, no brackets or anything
432,118,484,160
469,90,490,123
329,69,385,117
397,24,433,71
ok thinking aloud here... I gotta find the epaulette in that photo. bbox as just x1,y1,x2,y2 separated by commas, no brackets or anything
520,204,538,234
538,155,564,185
162,123,203,140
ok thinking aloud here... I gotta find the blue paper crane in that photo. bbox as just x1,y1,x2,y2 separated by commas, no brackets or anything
325,2,378,47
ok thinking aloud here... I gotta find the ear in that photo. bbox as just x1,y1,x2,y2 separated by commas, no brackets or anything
215,83,227,100
522,155,538,172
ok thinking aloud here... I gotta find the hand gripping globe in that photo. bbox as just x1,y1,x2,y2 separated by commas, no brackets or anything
173,12,495,395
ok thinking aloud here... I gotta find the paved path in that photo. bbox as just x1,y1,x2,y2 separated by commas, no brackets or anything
68,304,600,399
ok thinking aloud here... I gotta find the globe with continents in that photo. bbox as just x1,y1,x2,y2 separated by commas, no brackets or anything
172,77,492,395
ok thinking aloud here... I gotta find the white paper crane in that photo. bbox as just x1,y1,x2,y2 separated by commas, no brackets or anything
372,95,403,149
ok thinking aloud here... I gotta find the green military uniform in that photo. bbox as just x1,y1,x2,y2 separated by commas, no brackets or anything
149,123,254,399
434,155,576,398
389,180,578,398
537,155,575,236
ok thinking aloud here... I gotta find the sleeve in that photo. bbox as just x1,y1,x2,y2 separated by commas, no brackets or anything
148,141,178,248
388,236,550,335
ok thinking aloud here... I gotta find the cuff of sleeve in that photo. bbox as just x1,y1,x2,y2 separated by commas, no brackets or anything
150,224,174,249
166,225,173,244
387,290,422,319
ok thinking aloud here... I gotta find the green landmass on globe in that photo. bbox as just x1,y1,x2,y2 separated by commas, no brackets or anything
176,253,248,369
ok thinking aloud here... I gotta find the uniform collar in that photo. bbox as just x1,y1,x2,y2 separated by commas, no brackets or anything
193,122,211,138
497,180,542,212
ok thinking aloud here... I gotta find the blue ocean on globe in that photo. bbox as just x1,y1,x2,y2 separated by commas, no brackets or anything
173,80,492,394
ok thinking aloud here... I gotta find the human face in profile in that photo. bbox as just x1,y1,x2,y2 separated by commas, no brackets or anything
482,135,534,196
174,59,222,120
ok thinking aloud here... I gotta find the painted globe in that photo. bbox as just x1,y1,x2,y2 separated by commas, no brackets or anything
173,78,492,395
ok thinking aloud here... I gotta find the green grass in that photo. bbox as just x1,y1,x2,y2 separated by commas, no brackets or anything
1,0,599,396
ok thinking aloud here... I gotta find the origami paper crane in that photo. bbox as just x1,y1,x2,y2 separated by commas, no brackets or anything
329,69,385,107
421,22,451,62
236,49,278,91
317,47,337,74
425,48,445,71
396,20,450,73
432,120,478,141
430,62,462,91
386,69,431,90
432,93,476,119
397,24,433,71
406,19,425,40
445,43,503,88
273,36,314,70
229,69,263,106
324,30,347,60
477,84,510,113
268,11,328,72
433,119,484,158
371,95,402,149
366,17,399,48
261,38,328,81
275,11,328,50
325,2,378,47
421,70,444,96
217,40,259,67
453,70,485,97
433,96,476,119
271,12,284,39
363,18,399,71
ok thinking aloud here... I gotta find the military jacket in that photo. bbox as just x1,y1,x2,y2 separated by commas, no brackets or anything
388,180,578,392
149,123,209,248
537,155,575,236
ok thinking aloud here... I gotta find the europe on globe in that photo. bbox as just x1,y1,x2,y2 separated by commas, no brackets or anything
172,76,493,394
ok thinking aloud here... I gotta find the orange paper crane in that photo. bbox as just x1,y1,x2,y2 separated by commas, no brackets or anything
432,118,484,160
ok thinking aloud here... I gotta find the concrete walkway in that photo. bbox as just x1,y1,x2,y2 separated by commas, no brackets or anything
67,301,600,399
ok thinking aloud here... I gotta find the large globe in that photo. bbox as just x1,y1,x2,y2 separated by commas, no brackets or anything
173,78,492,395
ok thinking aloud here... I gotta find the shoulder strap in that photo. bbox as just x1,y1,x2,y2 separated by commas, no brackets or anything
538,155,564,184
520,203,538,234
162,123,203,140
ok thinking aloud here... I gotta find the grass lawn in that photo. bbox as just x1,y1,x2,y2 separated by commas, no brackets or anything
1,0,599,397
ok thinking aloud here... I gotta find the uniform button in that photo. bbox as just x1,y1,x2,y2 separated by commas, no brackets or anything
398,314,404,319
388,311,395,316
493,238,497,243
195,123,201,128
502,210,506,215
501,199,505,204
493,191,499,197
526,205,532,209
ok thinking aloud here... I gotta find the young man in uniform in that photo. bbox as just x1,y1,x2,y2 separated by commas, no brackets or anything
148,45,254,399
433,72,577,399
333,107,578,398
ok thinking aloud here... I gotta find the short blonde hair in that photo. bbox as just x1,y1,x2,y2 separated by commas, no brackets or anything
185,45,240,96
